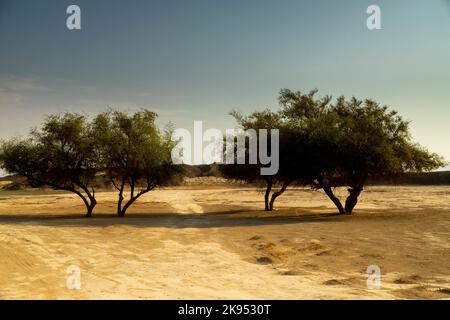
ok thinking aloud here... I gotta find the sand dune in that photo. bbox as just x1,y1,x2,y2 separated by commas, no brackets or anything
0,185,449,299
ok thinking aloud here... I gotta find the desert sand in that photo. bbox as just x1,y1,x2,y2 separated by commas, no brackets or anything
0,183,449,299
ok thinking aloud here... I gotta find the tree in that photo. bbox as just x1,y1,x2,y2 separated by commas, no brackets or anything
307,96,446,214
222,90,329,211
221,109,290,211
224,89,446,214
92,110,181,216
0,114,99,216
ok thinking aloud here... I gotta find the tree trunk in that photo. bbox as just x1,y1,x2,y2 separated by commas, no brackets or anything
72,189,96,217
322,185,345,215
78,185,96,217
118,185,153,217
117,198,125,216
269,181,291,211
85,200,96,218
118,179,135,217
26,178,97,217
344,174,367,214
117,181,126,216
344,188,359,214
119,198,136,216
264,179,273,211
117,195,125,216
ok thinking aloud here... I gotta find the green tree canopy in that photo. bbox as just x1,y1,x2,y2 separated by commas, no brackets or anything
92,109,182,216
0,113,99,216
225,89,446,213
306,95,446,214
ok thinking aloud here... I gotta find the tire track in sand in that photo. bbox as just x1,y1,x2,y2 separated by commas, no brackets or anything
167,191,204,214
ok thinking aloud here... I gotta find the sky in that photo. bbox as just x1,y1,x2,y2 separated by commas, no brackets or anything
0,0,449,170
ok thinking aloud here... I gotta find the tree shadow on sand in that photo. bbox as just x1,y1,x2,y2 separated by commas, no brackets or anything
0,209,343,229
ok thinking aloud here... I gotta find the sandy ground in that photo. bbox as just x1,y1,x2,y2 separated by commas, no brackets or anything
0,184,449,299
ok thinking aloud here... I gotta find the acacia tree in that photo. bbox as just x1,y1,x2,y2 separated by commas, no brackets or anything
0,114,99,216
92,110,181,216
225,89,446,214
307,96,446,214
222,90,329,211
221,109,291,211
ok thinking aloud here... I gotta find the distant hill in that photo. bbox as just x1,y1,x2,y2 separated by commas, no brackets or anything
183,167,450,186
0,175,29,190
1,168,450,191
368,171,450,185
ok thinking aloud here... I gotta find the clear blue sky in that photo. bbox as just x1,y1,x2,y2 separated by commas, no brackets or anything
0,0,449,169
